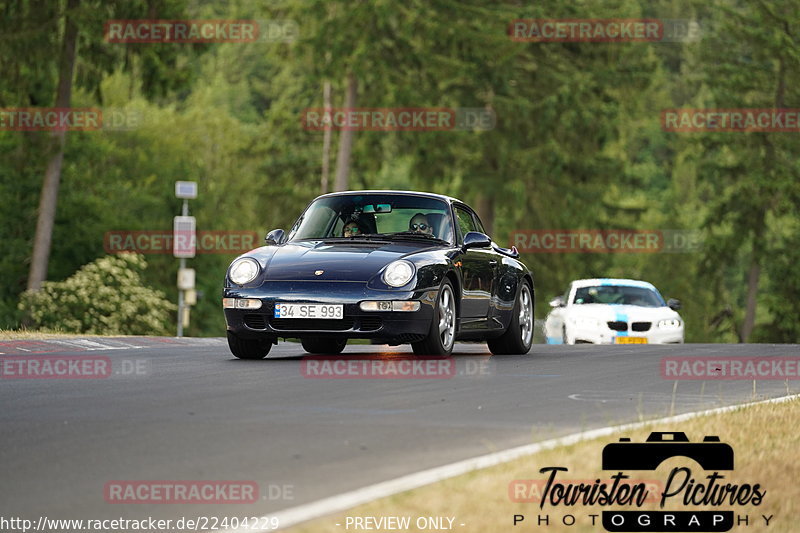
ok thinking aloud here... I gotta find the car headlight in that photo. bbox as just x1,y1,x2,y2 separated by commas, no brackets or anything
228,258,260,285
382,260,415,287
658,318,682,329
573,317,601,328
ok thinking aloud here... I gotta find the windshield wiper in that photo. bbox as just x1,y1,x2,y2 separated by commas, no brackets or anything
389,232,450,244
348,234,394,241
318,234,393,241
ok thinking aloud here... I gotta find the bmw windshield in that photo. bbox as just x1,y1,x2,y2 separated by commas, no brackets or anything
288,194,454,244
573,285,665,308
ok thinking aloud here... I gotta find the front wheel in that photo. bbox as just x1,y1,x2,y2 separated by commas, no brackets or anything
301,338,347,355
412,279,456,356
488,281,534,355
227,331,273,359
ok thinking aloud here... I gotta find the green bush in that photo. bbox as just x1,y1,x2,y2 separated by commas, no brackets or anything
19,253,176,335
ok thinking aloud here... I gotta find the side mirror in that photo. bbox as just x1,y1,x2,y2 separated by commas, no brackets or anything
667,298,682,311
265,228,286,246
463,231,491,250
549,296,566,308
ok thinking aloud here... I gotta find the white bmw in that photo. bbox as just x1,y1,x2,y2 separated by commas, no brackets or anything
544,278,684,344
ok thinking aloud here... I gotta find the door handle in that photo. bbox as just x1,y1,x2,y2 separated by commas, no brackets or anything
488,260,498,266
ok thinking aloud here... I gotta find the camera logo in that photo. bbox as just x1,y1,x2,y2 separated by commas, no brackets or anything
603,432,734,471
600,432,756,532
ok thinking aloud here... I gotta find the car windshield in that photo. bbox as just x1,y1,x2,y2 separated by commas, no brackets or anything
572,285,665,307
287,194,454,243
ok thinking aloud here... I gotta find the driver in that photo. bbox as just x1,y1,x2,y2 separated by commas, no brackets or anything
409,213,433,235
342,220,364,237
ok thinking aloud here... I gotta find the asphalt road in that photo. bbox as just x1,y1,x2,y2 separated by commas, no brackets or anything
1,338,798,527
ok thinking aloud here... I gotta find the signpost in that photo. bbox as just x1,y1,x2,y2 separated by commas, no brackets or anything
174,182,197,337
175,181,197,199
173,216,196,259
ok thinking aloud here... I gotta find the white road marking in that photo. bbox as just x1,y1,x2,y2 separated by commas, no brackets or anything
220,393,800,532
568,393,609,402
2,337,216,354
46,339,128,350
568,391,715,402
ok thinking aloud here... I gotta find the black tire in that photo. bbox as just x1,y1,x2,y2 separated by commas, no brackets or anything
227,331,273,359
301,338,347,355
488,281,534,355
411,279,456,356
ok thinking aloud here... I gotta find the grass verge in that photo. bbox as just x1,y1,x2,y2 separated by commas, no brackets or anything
0,329,140,340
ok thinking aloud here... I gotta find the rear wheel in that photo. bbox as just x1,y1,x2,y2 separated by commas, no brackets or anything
301,338,347,355
412,279,456,356
488,281,534,355
227,331,273,359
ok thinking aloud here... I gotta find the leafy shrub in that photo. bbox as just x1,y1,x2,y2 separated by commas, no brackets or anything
19,253,176,335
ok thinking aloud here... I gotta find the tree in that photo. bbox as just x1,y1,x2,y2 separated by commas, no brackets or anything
333,72,357,191
28,0,80,291
23,0,199,290
692,0,800,341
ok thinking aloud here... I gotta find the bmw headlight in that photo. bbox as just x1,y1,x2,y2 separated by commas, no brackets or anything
658,318,682,329
382,260,415,287
229,258,260,285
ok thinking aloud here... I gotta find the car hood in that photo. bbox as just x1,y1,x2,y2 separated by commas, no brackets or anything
252,240,436,282
566,304,681,323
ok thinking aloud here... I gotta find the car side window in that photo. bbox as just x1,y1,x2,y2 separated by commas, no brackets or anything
454,206,478,243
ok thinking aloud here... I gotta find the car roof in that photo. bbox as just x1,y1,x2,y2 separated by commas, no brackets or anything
571,278,658,290
314,190,464,205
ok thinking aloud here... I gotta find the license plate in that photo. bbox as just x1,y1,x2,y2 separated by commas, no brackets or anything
615,336,648,344
274,303,343,319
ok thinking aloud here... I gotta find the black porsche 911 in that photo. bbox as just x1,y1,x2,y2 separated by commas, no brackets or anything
222,190,534,358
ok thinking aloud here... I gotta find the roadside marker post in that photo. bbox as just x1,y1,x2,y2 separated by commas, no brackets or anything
174,181,197,337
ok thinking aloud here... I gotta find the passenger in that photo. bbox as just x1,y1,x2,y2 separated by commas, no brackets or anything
409,213,433,235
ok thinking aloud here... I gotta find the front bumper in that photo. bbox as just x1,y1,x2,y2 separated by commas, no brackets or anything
572,326,684,344
223,281,437,343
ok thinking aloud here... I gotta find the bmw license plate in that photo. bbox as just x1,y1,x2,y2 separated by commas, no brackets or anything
274,303,343,319
615,336,648,344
